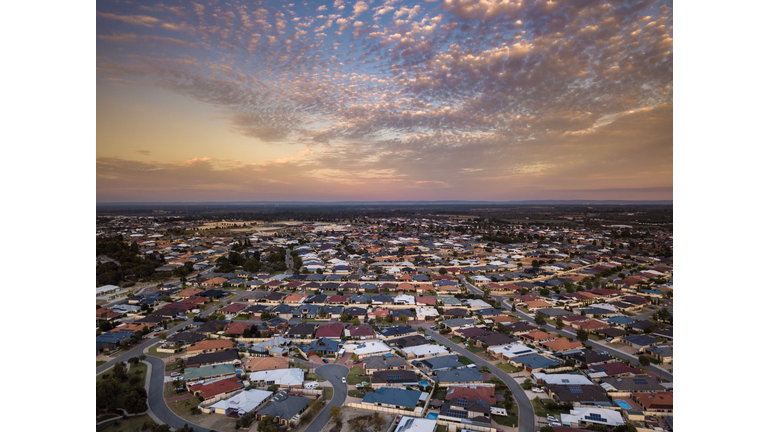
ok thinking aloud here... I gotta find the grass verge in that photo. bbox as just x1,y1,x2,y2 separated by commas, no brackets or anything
147,344,175,359
345,366,367,385
97,414,151,432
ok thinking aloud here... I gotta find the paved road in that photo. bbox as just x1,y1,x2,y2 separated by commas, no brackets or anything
460,277,673,382
97,301,225,375
304,364,349,432
499,300,673,382
145,355,218,432
425,328,535,432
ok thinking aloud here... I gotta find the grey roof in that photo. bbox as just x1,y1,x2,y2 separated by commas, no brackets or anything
602,375,665,392
418,354,464,371
363,355,407,370
509,353,560,370
362,388,421,408
442,318,475,328
536,307,574,317
622,334,662,346
257,393,311,421
435,368,484,383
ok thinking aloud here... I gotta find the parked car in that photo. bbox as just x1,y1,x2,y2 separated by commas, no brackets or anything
170,372,181,377
356,383,366,388
341,377,346,383
323,359,329,363
175,388,186,394
548,422,562,427
546,415,557,421
532,387,544,393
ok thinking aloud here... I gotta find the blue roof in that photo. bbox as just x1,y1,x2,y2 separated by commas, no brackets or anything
605,316,634,325
96,332,134,344
362,388,421,408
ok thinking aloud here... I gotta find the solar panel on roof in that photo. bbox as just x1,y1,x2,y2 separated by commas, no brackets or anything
633,378,648,385
569,386,582,393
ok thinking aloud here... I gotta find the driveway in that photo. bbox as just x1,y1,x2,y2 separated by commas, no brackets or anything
304,364,349,432
425,328,535,432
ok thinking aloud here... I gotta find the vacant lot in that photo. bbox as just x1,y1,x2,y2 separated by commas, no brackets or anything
319,407,395,432
97,414,151,432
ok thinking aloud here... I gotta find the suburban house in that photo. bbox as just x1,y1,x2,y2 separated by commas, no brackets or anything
207,389,273,416
188,376,243,402
361,387,422,410
255,392,312,426
541,338,584,353
560,407,626,429
631,392,673,413
350,341,394,358
415,354,466,373
401,344,449,359
244,356,290,372
435,368,487,387
345,324,376,339
185,349,241,368
248,368,305,388
183,363,237,383
186,339,236,355
370,370,419,388
362,355,408,375
508,353,561,373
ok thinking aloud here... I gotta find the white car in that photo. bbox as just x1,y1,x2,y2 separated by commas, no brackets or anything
546,415,557,421
548,422,562,427
341,377,346,384
531,387,544,393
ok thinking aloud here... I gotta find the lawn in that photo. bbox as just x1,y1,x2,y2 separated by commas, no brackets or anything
348,389,366,398
232,315,253,321
305,372,327,383
434,390,447,400
493,413,518,428
467,346,484,354
495,363,519,373
168,397,201,417
436,426,447,432
588,334,603,341
450,336,465,344
323,387,333,400
97,361,107,367
532,398,569,418
165,363,181,371
147,345,175,359
97,414,151,432
457,356,473,365
345,367,367,385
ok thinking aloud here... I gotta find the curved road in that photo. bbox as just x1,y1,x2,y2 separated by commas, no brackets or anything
425,328,535,432
98,292,249,431
145,355,218,432
460,276,673,382
304,364,349,432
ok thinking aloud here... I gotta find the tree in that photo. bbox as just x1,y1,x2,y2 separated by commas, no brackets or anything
124,389,148,414
243,258,260,273
539,288,550,297
638,355,651,367
352,317,361,326
576,329,589,342
113,361,128,381
438,267,447,275
555,318,564,330
330,405,341,418
534,312,546,326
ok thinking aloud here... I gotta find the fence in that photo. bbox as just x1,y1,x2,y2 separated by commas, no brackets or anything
344,402,423,417
434,418,497,432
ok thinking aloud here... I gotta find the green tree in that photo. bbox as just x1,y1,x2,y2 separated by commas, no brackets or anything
638,355,651,367
439,267,448,275
534,312,546,326
243,258,260,273
330,405,341,418
555,318,564,330
576,329,589,342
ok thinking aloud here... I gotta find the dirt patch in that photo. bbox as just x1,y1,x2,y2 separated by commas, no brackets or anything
319,408,395,432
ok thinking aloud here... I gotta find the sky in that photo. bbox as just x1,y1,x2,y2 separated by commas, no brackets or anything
96,0,672,202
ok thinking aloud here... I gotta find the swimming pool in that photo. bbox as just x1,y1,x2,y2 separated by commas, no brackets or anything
615,400,632,409
427,413,438,419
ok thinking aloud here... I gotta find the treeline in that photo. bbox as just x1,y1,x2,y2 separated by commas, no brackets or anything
97,236,164,286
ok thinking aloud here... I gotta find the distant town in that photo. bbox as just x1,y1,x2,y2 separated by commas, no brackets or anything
96,209,672,432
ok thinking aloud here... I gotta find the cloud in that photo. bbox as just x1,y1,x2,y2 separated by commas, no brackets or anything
132,149,152,156
97,12,164,27
96,0,673,201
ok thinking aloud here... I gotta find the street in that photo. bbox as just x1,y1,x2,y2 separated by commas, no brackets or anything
304,364,349,432
425,328,536,432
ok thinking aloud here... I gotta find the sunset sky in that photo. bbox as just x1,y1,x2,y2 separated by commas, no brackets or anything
96,0,672,202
